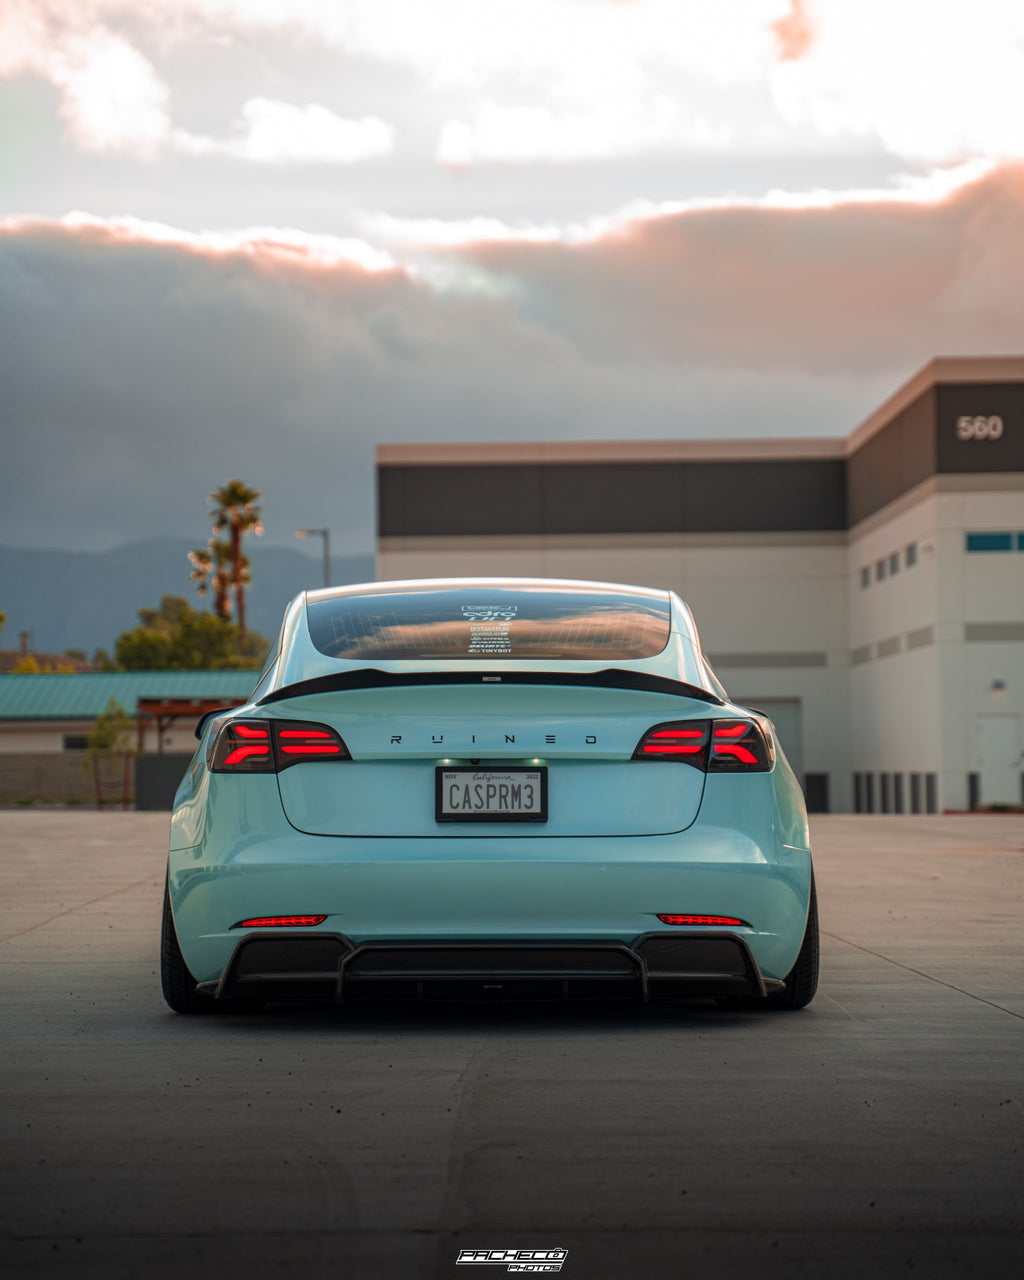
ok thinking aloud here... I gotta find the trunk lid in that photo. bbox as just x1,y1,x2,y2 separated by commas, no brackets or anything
268,681,708,837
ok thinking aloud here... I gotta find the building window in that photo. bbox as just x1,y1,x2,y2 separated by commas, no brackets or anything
860,566,870,588
905,542,918,568
965,532,1013,552
880,772,891,813
925,773,938,814
909,773,922,814
893,773,904,814
875,559,887,581
968,773,980,811
888,551,900,576
62,735,89,751
1018,533,1024,551
864,774,875,814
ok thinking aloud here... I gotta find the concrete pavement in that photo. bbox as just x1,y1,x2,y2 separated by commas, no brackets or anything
1,812,1022,1280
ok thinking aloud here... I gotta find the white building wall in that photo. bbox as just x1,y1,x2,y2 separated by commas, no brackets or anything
846,482,1024,810
377,534,847,660
847,490,941,804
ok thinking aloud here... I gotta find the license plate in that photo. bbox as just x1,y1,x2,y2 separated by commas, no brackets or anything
436,767,548,822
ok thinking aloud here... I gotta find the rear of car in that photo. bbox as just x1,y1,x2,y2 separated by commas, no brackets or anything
162,579,817,1012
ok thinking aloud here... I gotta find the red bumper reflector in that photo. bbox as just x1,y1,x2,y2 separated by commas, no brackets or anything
235,915,328,928
657,914,748,927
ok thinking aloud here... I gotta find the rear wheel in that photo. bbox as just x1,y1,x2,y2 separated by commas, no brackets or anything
763,876,819,1009
161,881,261,1014
716,876,818,1011
161,881,216,1013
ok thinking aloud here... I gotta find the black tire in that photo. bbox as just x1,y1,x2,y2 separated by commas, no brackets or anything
763,875,819,1010
161,882,261,1015
715,876,819,1012
161,880,211,1013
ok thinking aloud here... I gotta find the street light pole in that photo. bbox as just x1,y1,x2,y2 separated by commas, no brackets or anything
295,527,330,589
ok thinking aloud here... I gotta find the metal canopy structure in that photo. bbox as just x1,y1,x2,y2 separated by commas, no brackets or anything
135,696,246,754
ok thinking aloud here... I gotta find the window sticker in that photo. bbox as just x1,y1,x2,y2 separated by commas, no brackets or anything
464,602,516,656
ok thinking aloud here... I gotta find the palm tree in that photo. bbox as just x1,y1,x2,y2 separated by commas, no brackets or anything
187,546,212,597
208,481,263,641
188,541,235,620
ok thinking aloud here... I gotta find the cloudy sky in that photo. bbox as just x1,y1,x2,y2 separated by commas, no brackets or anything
2,0,1023,555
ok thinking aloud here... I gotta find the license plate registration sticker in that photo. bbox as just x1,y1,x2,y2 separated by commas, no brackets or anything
436,767,548,822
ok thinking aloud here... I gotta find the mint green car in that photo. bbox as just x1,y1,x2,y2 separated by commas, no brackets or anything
162,578,817,1012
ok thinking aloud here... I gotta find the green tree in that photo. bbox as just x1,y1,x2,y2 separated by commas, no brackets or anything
114,626,173,670
11,655,77,673
114,595,267,670
137,596,189,628
208,481,263,641
83,698,136,810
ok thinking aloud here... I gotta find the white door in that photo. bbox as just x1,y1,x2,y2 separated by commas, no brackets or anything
977,714,1020,806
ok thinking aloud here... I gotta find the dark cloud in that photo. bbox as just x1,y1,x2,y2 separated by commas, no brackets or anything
5,167,1021,554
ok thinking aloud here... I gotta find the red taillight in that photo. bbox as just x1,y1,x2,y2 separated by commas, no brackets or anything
234,915,327,928
275,724,347,765
709,720,773,771
645,728,706,754
633,722,709,765
633,718,773,771
657,914,748,927
210,719,350,772
222,744,272,766
211,721,277,773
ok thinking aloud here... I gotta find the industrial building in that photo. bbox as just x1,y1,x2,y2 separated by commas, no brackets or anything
376,357,1024,813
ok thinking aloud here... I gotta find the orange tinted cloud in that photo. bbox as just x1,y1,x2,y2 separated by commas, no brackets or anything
454,162,1024,373
771,0,816,62
5,162,1022,382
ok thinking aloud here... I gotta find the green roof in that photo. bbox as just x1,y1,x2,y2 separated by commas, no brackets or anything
0,671,260,720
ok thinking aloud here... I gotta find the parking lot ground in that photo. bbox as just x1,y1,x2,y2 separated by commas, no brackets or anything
1,812,1022,1280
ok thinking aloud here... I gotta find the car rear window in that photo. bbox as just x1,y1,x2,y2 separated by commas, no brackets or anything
306,585,671,660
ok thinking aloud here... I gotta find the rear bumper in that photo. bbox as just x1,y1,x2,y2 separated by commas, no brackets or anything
196,931,784,1004
170,771,813,985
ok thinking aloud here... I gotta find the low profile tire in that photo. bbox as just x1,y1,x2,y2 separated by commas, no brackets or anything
161,881,212,1014
715,876,819,1012
161,882,261,1015
763,876,819,1010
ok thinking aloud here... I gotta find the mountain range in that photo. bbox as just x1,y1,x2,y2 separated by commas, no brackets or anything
0,538,375,656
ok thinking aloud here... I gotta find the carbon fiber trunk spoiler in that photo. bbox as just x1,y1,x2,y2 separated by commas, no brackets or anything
256,667,724,708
